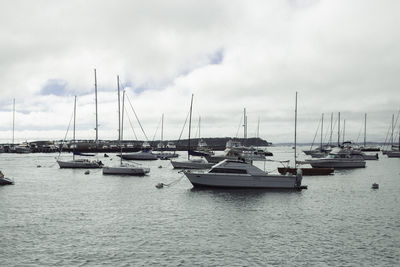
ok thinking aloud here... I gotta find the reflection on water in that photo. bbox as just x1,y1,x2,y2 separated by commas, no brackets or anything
1,148,400,266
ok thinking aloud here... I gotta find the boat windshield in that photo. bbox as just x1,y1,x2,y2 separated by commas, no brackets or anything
209,168,247,174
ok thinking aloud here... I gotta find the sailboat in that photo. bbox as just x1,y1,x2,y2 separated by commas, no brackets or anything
171,94,214,169
188,116,214,157
57,96,103,168
103,77,150,175
278,92,334,176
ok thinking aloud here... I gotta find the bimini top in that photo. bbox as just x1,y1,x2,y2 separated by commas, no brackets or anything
208,159,266,175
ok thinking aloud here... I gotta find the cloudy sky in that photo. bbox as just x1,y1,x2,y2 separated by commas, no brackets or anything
0,0,399,144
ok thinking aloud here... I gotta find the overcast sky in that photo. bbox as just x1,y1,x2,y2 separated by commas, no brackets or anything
0,0,399,144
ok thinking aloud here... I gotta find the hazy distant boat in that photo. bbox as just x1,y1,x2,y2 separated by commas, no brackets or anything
184,159,303,189
119,150,158,160
153,114,179,160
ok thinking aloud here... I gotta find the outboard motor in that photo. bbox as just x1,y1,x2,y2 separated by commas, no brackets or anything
295,168,303,189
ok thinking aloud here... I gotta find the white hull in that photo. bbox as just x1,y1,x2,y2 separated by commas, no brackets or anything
185,172,298,189
171,160,214,169
308,159,365,168
103,166,150,175
0,177,14,185
57,160,102,168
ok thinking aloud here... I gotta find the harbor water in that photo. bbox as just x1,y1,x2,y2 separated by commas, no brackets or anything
1,146,399,266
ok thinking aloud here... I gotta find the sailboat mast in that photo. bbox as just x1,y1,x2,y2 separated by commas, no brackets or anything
120,90,125,165
243,108,247,140
94,68,98,145
188,94,194,160
117,75,121,141
73,96,77,161
364,113,367,147
198,116,201,139
320,113,324,151
161,113,164,143
294,92,298,166
329,112,333,146
12,98,15,145
343,119,346,143
338,112,341,146
392,114,394,148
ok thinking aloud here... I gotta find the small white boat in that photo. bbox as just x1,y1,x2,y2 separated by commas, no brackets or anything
103,163,150,175
184,159,303,189
171,158,214,169
57,159,103,168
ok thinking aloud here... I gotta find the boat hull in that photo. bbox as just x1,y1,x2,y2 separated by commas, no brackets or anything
119,153,158,160
307,160,365,168
102,166,150,175
386,151,400,158
185,172,298,189
278,167,334,176
0,177,14,185
57,160,102,168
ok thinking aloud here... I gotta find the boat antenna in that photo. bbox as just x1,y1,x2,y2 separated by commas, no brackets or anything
188,94,194,160
94,68,99,146
294,92,298,166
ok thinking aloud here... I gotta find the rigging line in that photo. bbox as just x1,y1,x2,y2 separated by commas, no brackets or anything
124,107,138,140
235,114,243,138
152,116,162,142
177,108,191,143
125,93,148,141
309,118,321,150
58,109,74,157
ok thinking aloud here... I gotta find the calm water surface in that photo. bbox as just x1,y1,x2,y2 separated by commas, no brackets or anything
1,146,399,266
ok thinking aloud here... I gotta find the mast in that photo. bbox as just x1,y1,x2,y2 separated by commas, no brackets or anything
392,114,394,148
294,92,298,166
329,113,333,146
243,108,247,140
338,112,341,146
94,68,98,145
73,96,77,160
161,113,164,143
364,113,367,147
188,94,194,160
12,98,15,145
343,119,346,143
320,113,324,151
120,90,125,165
117,75,121,141
198,116,201,140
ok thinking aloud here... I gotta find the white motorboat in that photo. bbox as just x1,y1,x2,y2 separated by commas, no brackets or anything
119,150,158,160
103,163,150,175
184,159,303,189
57,159,103,168
171,158,214,169
306,148,366,168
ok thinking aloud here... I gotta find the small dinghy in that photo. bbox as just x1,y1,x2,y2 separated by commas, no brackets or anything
0,171,14,185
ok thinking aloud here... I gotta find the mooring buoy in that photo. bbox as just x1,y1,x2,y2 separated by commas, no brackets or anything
372,183,379,189
84,170,90,175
